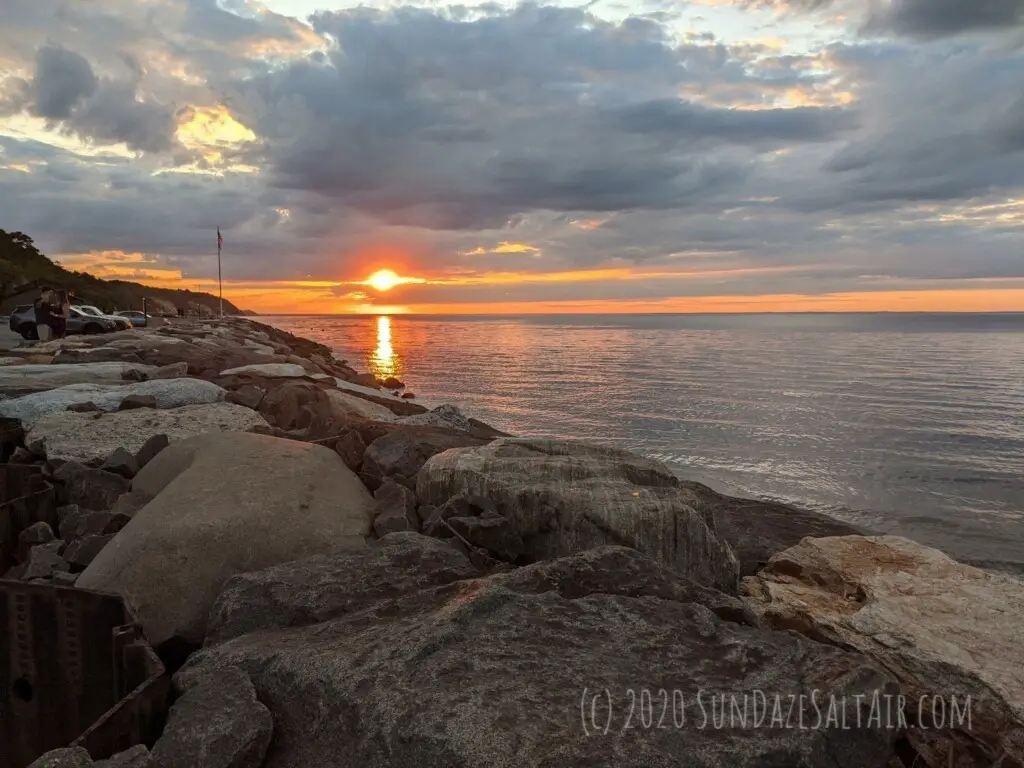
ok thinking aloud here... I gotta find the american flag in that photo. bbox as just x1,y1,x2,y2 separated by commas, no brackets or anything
217,227,223,253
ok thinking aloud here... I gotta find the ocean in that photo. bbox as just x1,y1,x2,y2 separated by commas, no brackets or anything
261,313,1024,573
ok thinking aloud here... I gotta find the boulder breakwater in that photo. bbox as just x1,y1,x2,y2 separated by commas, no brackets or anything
1,318,1020,768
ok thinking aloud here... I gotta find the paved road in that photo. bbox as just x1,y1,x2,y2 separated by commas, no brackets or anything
0,327,22,351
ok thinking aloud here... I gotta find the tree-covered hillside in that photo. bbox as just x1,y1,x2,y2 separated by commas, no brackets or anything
0,229,245,315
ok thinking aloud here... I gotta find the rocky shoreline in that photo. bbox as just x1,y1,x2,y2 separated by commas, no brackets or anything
2,317,1020,768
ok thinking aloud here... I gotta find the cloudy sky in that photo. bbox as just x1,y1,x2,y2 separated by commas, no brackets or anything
1,0,1023,313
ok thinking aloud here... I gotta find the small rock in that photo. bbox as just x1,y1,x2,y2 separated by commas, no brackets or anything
118,394,157,411
111,489,153,518
10,445,36,463
67,401,100,413
101,447,139,479
151,666,273,768
55,462,131,511
23,544,70,580
18,520,56,549
65,534,116,570
372,481,418,537
56,503,80,524
447,515,523,562
227,385,264,410
333,428,365,472
121,369,145,382
351,372,379,388
53,571,78,587
381,376,405,389
26,747,93,768
373,509,413,537
59,508,130,542
149,362,189,380
134,433,170,470
95,744,151,768
400,391,416,399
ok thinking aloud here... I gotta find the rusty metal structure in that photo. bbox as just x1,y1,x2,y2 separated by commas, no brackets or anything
0,459,168,768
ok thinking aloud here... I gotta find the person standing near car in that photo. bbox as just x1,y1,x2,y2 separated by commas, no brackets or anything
33,288,58,342
54,290,72,338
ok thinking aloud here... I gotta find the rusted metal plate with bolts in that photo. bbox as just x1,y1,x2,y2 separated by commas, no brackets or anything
0,581,167,768
0,464,57,574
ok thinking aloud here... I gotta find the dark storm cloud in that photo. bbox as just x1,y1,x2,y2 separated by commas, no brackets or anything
228,4,854,230
28,45,98,119
762,0,1024,38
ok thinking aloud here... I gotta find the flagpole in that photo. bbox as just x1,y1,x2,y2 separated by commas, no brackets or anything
217,227,223,318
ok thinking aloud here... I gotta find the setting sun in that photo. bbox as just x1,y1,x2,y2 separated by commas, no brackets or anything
367,269,401,292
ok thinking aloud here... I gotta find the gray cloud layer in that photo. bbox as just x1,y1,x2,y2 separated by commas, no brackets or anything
0,0,1023,303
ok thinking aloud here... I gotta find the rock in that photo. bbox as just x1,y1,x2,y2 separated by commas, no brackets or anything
401,391,416,399
381,376,404,389
256,381,345,438
227,384,264,410
64,534,115,569
333,428,365,471
23,544,70,580
401,403,473,431
58,508,130,541
372,480,419,537
361,425,489,492
0,378,228,426
53,571,78,587
110,490,153,518
27,403,269,464
447,516,523,562
101,447,139,479
419,438,739,593
10,445,36,463
94,745,151,768
18,520,56,549
743,535,1024,768
54,462,131,511
205,532,478,646
149,361,189,380
117,394,157,411
181,546,898,768
27,747,94,768
151,666,272,768
53,347,144,365
0,362,157,396
681,480,865,576
220,363,307,378
134,433,170,470
77,432,374,647
324,388,396,422
351,372,379,388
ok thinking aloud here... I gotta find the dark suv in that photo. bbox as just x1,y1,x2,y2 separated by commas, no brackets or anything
9,305,118,339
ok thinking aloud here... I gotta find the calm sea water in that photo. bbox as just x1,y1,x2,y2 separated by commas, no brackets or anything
262,313,1024,573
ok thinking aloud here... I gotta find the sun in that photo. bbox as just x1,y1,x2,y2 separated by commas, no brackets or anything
367,269,401,292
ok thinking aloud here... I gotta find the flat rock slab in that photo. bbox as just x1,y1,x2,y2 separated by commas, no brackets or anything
220,363,308,378
418,438,739,593
0,379,227,426
205,532,478,646
78,431,374,647
0,362,158,395
27,402,269,463
324,389,396,422
743,535,1024,767
332,377,405,402
182,546,899,768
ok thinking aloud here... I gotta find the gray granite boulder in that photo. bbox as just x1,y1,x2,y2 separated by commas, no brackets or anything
182,546,899,768
27,748,93,768
400,403,472,431
26,403,269,463
0,362,157,396
205,532,478,646
94,745,151,767
77,431,374,647
418,438,739,593
54,462,130,511
361,425,489,491
152,666,272,768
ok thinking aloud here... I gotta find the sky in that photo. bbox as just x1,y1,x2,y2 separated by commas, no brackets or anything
1,0,1024,314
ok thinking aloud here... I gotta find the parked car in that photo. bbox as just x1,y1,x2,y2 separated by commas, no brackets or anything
115,310,151,327
76,304,132,330
9,305,119,339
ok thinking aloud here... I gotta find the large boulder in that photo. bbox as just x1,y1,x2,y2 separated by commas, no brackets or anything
26,402,269,463
205,532,478,645
220,363,307,378
361,425,489,491
324,389,396,422
743,536,1024,768
418,438,739,593
679,480,865,577
77,432,375,647
0,362,157,396
181,546,899,768
0,378,227,425
54,463,130,511
400,403,472,431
